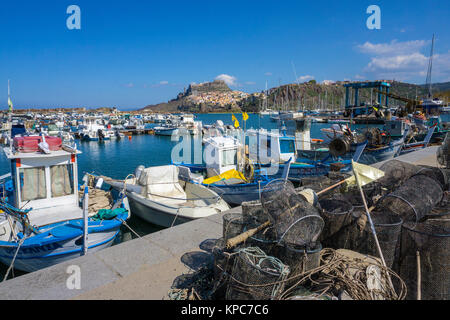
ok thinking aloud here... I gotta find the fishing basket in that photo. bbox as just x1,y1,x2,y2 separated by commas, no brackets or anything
261,179,324,247
222,213,246,242
376,174,444,222
377,160,421,191
318,199,353,241
271,242,322,287
416,165,448,190
242,200,269,225
366,211,403,269
399,221,450,300
226,247,290,300
212,238,239,281
300,176,333,193
246,224,278,255
320,206,369,252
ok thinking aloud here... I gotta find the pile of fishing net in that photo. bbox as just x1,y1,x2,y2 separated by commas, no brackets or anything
169,159,449,300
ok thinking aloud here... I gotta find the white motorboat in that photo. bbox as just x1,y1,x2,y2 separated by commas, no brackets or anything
102,165,230,227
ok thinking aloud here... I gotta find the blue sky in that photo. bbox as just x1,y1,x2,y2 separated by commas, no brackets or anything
1,0,449,109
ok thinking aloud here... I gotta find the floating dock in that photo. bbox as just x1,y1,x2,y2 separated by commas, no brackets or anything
0,146,441,300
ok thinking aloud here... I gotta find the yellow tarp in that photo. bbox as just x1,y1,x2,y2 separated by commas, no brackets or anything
203,169,248,185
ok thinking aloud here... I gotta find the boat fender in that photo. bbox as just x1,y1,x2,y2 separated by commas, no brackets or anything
95,178,104,189
298,188,318,207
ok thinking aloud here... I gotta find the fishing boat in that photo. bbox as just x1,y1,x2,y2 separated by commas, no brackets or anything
174,136,283,206
246,129,358,182
100,165,230,228
0,135,130,273
154,120,180,136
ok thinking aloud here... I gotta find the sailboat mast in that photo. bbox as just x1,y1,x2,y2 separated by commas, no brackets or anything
426,34,435,98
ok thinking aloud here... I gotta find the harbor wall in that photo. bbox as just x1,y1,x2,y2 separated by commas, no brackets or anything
0,146,440,300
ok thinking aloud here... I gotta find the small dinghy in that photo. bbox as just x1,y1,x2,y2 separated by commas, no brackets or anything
101,165,230,228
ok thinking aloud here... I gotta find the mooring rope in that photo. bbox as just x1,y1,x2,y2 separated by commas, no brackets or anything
3,236,27,282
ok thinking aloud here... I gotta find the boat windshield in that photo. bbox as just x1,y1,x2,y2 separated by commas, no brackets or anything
280,139,295,153
221,149,237,167
50,164,74,197
19,167,47,201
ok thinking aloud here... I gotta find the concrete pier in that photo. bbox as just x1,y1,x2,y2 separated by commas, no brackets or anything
0,146,442,300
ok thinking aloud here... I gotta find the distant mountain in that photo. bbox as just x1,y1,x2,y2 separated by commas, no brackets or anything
141,80,250,113
140,79,450,113
420,82,450,93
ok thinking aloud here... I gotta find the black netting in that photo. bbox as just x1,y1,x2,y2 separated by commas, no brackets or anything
226,247,290,300
377,160,422,191
246,225,278,255
318,199,353,241
300,176,333,193
416,166,448,190
212,238,237,280
242,200,269,225
222,213,246,242
376,174,444,222
260,179,324,247
367,211,403,269
271,242,322,287
399,221,450,300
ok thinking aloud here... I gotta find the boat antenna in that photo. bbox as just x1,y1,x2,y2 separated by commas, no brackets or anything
425,34,435,99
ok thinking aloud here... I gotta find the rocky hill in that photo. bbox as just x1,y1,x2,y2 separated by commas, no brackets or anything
142,79,449,113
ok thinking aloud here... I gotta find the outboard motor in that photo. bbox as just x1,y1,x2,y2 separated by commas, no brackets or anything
134,165,145,181
98,129,105,141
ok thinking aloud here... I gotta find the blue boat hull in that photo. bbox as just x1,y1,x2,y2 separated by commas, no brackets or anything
0,213,127,273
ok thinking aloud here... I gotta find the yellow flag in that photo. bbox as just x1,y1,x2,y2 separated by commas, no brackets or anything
345,161,385,187
242,112,249,121
232,114,240,128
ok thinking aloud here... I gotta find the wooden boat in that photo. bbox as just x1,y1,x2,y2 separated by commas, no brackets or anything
0,136,130,273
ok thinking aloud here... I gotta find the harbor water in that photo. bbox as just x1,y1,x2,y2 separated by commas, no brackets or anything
0,113,378,279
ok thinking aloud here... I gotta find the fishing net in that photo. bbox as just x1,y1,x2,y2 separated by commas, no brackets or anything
399,221,450,300
367,211,403,269
377,160,422,192
212,238,237,281
416,165,448,190
226,247,290,300
271,242,322,287
241,200,269,225
376,174,444,222
300,176,333,193
318,199,354,241
260,179,324,247
246,224,278,255
222,213,246,242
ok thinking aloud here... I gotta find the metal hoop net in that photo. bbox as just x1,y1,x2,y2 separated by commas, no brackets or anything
260,179,324,247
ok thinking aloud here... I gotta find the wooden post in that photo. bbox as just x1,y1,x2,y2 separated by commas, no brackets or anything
352,160,397,297
82,185,89,255
416,251,421,300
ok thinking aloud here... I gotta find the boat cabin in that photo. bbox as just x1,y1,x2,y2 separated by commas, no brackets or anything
247,129,296,164
202,136,242,178
4,136,84,227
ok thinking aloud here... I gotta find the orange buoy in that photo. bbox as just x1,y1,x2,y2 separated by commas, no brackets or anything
128,135,132,141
